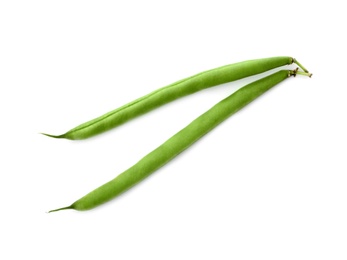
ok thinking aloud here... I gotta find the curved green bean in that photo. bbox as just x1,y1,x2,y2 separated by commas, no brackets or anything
49,69,296,212
43,57,294,140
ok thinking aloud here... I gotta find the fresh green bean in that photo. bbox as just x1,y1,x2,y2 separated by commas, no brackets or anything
43,57,295,140
49,69,300,212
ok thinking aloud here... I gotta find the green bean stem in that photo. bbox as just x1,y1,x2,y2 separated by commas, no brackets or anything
43,57,296,140
50,69,309,212
296,70,313,77
293,58,309,73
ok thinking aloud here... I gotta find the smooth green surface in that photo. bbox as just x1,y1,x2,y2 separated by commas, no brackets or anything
50,70,291,212
45,56,293,140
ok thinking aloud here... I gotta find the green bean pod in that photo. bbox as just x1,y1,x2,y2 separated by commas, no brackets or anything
44,57,294,140
50,69,294,212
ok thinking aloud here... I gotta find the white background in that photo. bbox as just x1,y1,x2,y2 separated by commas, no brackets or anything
1,1,346,259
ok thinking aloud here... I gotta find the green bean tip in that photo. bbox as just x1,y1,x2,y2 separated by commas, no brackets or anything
48,205,73,213
40,132,64,139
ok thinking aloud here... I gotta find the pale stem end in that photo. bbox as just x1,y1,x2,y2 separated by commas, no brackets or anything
293,58,309,73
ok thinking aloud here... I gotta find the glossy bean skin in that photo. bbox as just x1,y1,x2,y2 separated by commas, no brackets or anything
45,57,293,140
50,70,292,212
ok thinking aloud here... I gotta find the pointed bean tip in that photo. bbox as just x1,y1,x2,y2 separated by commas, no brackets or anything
40,132,64,139
48,205,73,213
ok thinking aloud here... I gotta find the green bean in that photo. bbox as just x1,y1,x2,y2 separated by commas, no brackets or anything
43,57,296,140
49,69,302,212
